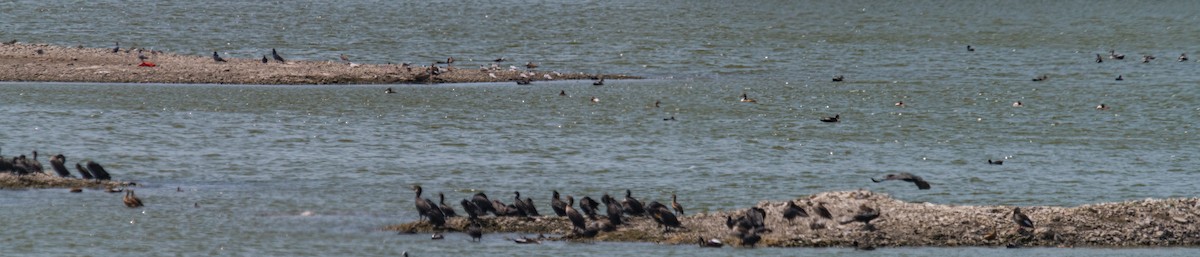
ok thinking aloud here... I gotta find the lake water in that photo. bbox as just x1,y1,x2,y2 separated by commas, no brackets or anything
2,0,1200,256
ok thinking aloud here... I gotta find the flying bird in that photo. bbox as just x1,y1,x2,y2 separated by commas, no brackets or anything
870,172,931,189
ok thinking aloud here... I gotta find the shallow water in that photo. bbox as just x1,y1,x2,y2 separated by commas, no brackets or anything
2,0,1200,255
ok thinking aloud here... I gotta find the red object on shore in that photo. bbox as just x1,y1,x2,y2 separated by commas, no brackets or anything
138,61,156,67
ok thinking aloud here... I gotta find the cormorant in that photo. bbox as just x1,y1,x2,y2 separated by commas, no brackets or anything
438,193,458,218
85,161,112,180
820,114,840,123
74,163,94,180
967,45,975,52
782,200,808,223
832,75,845,82
622,189,646,216
871,172,932,190
647,201,683,232
271,48,286,63
578,196,599,220
551,190,567,216
48,154,72,177
112,42,120,53
564,196,587,233
261,55,268,64
815,202,833,220
988,159,1004,165
471,192,496,216
840,204,880,230
467,220,483,242
213,52,227,62
602,194,624,226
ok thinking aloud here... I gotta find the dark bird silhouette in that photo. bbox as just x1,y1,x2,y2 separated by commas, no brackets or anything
123,189,144,208
558,90,567,97
551,190,568,216
871,172,931,190
698,236,724,247
1096,104,1110,110
513,191,540,217
510,234,544,244
671,194,685,216
782,200,808,223
112,42,120,53
48,154,71,177
602,194,624,226
646,201,683,232
24,151,44,174
622,189,646,216
1115,75,1123,81
431,232,444,240
739,232,761,247
820,114,840,123
261,55,268,64
271,48,286,63
1179,53,1189,62
739,93,757,103
412,186,434,221
213,52,227,62
840,204,880,230
663,116,676,121
74,163,94,179
1032,75,1047,81
967,45,975,52
0,155,13,174
565,196,587,234
467,220,483,242
654,100,661,108
85,161,112,180
438,193,458,218
578,196,599,220
460,199,481,220
525,62,538,69
1012,207,1034,229
593,77,604,86
493,57,507,62
340,54,350,63
815,202,833,220
471,192,496,216
384,87,396,94
1095,54,1103,63
832,75,845,82
988,159,1004,165
436,57,454,64
1142,55,1155,63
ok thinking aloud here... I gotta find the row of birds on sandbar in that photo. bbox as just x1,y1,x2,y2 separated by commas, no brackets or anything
0,148,142,207
406,172,1036,248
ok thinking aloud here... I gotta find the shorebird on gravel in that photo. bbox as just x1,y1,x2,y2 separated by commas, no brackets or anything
271,48,286,63
1012,207,1034,232
112,42,120,53
213,52,227,62
261,55,268,64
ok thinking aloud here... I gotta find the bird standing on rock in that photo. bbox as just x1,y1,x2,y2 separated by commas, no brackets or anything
1012,207,1034,230
271,48,286,63
782,200,808,223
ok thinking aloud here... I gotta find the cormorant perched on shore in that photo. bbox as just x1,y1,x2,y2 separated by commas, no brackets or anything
871,172,932,190
647,201,683,232
514,191,540,217
782,200,808,223
551,190,567,216
438,193,457,218
564,196,587,234
622,189,646,216
471,192,496,216
74,163,93,179
85,161,112,180
815,202,833,220
213,52,226,62
48,154,71,177
112,42,120,53
271,48,286,63
602,194,624,226
578,196,599,220
261,55,268,63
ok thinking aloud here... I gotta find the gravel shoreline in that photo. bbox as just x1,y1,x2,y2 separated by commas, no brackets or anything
0,42,639,85
388,190,1200,248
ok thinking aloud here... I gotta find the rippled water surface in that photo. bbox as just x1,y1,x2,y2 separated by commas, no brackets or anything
2,0,1200,256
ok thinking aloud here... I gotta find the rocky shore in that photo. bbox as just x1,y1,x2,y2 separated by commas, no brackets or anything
0,173,133,190
0,42,639,85
387,190,1200,248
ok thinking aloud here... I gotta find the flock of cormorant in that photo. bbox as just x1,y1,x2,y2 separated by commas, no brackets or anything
0,148,138,207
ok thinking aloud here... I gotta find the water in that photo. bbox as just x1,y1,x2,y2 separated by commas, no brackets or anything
2,0,1200,255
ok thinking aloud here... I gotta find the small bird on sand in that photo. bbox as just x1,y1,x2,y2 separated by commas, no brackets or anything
213,52,227,62
871,172,931,190
271,48,286,63
261,55,268,64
